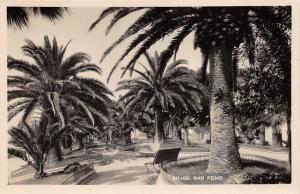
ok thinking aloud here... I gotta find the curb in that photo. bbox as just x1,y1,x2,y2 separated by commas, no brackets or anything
157,153,289,185
72,170,95,185
8,166,65,184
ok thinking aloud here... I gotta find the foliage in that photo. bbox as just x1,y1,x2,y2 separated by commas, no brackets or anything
8,36,112,133
90,7,290,83
115,51,207,141
7,7,68,29
106,102,154,141
235,42,290,120
235,35,290,142
116,51,206,118
8,116,69,177
8,147,30,163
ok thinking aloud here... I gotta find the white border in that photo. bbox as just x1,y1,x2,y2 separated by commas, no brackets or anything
1,1,299,194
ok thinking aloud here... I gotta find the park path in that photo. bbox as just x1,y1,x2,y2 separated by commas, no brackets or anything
9,143,288,185
84,148,159,185
83,145,288,185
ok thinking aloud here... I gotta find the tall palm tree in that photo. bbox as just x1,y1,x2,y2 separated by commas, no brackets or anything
90,7,290,173
8,36,113,162
116,51,206,143
7,7,68,29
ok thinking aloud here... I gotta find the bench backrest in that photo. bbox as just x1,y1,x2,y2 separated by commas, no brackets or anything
153,148,181,165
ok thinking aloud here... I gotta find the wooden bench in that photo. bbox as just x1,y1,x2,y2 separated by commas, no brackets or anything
144,148,181,173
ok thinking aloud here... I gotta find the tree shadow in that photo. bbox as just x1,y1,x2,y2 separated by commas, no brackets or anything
84,165,157,185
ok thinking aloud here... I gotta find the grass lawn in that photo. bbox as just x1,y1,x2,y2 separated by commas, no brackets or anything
164,159,290,184
239,143,289,152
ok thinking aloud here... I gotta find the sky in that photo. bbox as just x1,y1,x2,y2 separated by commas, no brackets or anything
7,7,203,100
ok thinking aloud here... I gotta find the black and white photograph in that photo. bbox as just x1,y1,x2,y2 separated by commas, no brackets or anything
1,1,299,191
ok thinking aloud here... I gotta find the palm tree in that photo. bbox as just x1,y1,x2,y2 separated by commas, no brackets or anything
266,113,286,148
58,104,106,152
7,7,68,29
90,7,290,173
8,36,112,162
116,51,206,143
8,114,68,178
114,100,155,144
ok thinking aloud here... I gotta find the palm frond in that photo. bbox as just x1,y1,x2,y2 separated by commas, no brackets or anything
61,52,91,72
8,147,29,162
8,57,41,77
7,90,35,101
64,95,95,126
89,7,124,31
8,76,36,87
105,7,145,34
8,7,67,29
7,7,29,28
69,63,102,75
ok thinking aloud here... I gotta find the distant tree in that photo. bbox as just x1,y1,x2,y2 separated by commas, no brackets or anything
116,51,206,143
235,35,291,165
163,69,210,143
108,100,154,145
236,39,290,146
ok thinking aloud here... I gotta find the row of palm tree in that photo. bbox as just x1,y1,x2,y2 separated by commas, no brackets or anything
89,6,291,173
7,6,291,176
116,51,208,143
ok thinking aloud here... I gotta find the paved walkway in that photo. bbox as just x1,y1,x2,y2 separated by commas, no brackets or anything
9,143,289,185
83,145,288,185
84,148,158,185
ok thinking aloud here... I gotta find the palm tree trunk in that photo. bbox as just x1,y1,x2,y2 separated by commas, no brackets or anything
206,44,242,174
47,92,65,163
184,128,189,147
61,136,67,149
177,129,183,141
47,143,63,164
259,125,265,145
78,135,85,150
154,108,165,143
154,109,160,143
65,135,72,149
206,132,211,144
108,128,113,148
124,130,132,144
272,128,282,148
158,110,166,141
36,161,45,178
172,127,178,140
52,92,65,129
286,112,291,168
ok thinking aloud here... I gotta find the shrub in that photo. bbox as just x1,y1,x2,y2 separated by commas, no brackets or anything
8,118,69,178
226,172,291,184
